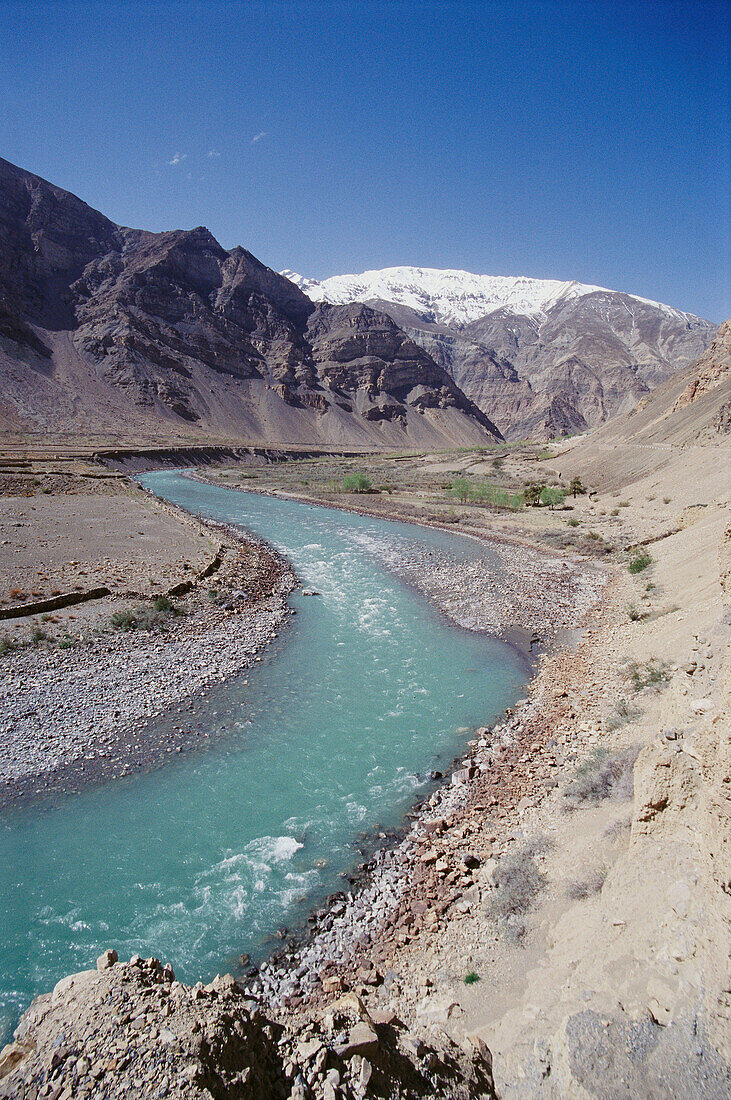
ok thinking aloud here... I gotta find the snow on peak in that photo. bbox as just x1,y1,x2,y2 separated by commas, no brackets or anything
282,265,678,328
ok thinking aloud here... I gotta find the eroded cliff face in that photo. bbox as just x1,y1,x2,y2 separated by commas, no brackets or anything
405,293,716,440
672,319,731,421
288,269,717,441
0,158,499,447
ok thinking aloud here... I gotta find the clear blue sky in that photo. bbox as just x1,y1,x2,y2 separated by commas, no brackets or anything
1,0,728,320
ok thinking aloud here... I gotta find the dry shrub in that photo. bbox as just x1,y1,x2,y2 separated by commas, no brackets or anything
486,837,551,942
564,747,639,809
567,868,607,899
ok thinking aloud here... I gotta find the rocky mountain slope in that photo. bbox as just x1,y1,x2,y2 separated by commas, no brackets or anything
286,267,716,440
0,159,499,448
557,316,731,491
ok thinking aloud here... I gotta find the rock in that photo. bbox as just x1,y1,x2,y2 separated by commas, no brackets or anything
296,1038,324,1062
370,1007,398,1026
51,970,100,1006
419,849,439,864
416,996,463,1025
333,1021,379,1059
96,949,118,971
0,1041,33,1080
647,977,677,1025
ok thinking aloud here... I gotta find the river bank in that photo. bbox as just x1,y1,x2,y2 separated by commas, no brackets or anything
2,444,728,1099
0,511,297,809
187,469,608,648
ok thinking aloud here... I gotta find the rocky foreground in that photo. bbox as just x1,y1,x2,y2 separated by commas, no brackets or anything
0,952,494,1100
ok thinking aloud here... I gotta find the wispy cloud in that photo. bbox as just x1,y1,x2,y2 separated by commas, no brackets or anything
207,149,221,158
251,131,268,144
168,152,187,166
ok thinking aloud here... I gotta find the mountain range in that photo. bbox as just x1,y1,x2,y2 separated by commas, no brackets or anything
285,267,716,439
0,158,498,448
0,156,718,448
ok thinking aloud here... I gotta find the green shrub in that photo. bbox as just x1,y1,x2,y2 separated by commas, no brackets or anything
110,609,139,631
540,486,566,510
523,481,545,507
463,972,481,985
447,475,471,503
0,636,16,657
341,472,372,493
446,478,522,510
111,602,178,632
628,552,652,574
567,518,580,527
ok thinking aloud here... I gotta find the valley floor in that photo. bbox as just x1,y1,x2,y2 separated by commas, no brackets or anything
1,439,728,1098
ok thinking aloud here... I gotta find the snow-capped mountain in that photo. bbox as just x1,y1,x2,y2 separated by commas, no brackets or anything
281,266,697,330
281,266,716,439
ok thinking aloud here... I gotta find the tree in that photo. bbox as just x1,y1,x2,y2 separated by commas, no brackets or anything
342,472,372,493
540,486,566,510
449,476,472,503
523,481,545,507
570,476,586,497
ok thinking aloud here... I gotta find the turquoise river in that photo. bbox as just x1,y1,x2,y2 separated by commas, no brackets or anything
1,471,528,1041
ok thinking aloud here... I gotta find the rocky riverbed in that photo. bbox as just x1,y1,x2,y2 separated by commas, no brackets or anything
0,520,297,808
354,531,607,641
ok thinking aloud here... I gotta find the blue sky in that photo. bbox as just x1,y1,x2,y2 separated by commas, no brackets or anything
1,0,728,320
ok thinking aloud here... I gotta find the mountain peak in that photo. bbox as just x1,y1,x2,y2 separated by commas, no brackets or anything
282,265,702,330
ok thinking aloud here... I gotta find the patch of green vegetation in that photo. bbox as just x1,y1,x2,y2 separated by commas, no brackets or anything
0,636,16,657
152,594,175,613
523,481,545,507
446,477,523,510
539,485,566,510
341,472,372,493
110,597,182,633
628,551,653,574
463,972,481,985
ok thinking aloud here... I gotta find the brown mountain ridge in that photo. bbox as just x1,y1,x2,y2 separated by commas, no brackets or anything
0,157,500,448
